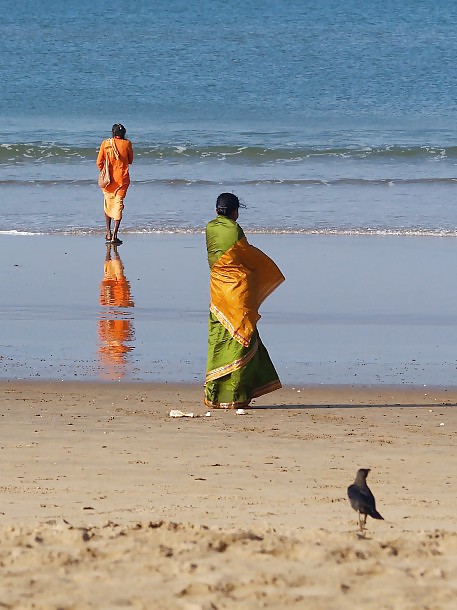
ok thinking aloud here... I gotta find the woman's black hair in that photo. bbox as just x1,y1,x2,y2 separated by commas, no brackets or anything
216,192,245,216
112,123,126,138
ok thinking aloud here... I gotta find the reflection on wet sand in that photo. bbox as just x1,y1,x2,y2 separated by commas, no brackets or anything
98,244,135,379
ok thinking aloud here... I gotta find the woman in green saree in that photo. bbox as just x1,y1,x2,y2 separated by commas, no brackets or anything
205,193,285,409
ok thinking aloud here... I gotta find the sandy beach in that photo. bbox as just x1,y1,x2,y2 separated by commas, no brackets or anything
1,380,457,609
2,234,457,607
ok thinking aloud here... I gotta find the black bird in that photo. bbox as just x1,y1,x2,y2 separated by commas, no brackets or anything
347,468,384,532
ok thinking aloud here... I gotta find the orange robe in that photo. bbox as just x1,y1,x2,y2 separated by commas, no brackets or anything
96,137,133,198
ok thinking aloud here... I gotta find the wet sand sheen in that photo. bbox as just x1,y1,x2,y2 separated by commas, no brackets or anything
2,233,457,385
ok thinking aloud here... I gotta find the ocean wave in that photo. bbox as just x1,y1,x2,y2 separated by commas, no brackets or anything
2,177,457,187
1,142,457,164
2,227,457,238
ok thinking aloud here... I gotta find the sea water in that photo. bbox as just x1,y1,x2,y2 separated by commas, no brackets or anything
2,0,457,384
2,0,457,236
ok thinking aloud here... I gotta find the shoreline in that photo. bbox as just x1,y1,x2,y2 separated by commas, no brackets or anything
3,379,457,406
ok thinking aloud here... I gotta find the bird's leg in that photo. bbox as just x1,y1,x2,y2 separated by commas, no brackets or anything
358,512,367,533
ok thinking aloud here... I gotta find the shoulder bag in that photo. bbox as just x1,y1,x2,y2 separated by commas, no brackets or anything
98,138,119,189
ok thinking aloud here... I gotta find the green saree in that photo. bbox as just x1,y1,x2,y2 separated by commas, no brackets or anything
204,216,285,408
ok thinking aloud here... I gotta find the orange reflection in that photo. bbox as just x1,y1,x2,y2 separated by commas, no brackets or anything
98,244,135,379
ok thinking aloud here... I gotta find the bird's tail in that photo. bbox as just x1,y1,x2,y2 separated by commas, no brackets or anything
370,509,384,520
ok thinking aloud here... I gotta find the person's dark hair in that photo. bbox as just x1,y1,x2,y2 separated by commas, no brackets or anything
112,123,126,138
216,192,245,217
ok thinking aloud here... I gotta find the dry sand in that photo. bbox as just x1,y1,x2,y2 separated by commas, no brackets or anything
1,380,457,608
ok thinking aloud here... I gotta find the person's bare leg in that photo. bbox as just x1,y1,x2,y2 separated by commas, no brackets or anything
105,214,112,241
112,219,122,243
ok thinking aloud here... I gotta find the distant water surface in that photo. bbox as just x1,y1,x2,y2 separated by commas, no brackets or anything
2,0,457,235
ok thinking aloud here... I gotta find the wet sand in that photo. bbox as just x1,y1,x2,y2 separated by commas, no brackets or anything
1,380,457,608
2,233,457,385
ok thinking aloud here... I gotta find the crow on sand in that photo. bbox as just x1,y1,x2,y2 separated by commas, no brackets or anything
347,468,384,532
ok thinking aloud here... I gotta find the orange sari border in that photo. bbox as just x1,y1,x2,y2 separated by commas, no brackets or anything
251,379,282,399
256,275,286,306
209,303,251,348
205,339,259,383
204,396,251,409
203,379,282,409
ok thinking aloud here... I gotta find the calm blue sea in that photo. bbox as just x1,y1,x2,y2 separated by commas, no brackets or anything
2,0,457,236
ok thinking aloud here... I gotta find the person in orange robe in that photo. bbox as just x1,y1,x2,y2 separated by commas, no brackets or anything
96,123,133,245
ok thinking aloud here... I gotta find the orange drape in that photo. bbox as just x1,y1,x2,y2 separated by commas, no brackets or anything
209,237,285,347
